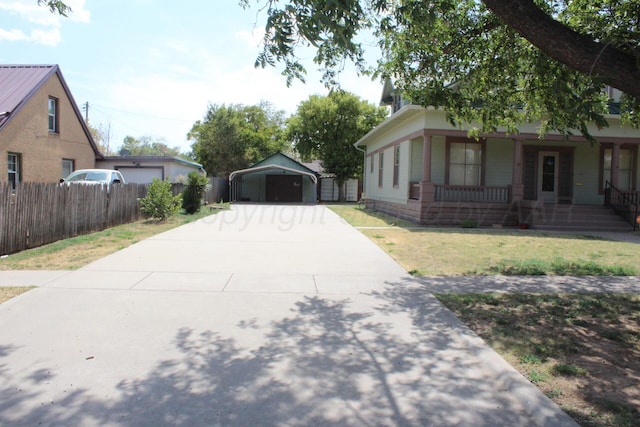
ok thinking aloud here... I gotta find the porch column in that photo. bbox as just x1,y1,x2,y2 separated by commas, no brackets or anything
420,131,435,202
611,143,620,188
511,138,524,201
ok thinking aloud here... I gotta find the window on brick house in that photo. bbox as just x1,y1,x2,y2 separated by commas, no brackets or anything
62,159,74,179
48,97,59,133
8,153,21,190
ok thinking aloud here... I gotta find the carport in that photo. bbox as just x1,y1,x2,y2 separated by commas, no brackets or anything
229,153,319,203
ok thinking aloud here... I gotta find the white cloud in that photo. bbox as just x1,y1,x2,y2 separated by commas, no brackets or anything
0,0,89,46
0,27,27,41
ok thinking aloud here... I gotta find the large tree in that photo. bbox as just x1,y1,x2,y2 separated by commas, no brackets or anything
189,102,288,177
118,135,184,158
288,91,387,200
243,0,640,139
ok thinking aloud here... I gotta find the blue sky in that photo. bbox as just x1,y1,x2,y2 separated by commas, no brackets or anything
0,0,383,153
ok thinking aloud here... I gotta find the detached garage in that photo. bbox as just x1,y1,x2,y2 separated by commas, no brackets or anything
229,152,319,204
96,156,205,184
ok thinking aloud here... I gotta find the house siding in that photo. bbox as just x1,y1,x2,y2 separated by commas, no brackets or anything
1,74,96,182
359,105,640,227
485,139,513,186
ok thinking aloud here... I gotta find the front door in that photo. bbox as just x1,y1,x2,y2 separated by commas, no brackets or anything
538,151,559,203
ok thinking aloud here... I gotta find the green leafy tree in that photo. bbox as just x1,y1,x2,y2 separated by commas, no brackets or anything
119,136,183,157
38,0,71,15
189,102,288,177
182,172,209,215
242,0,640,139
138,179,182,221
288,91,387,200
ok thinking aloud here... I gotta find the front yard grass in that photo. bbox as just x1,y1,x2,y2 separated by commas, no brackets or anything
329,204,640,426
0,206,226,271
328,204,638,276
0,287,33,304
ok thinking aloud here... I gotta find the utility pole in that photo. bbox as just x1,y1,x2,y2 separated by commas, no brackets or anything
81,101,89,123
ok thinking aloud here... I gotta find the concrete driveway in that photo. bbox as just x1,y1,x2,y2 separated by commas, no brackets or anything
0,205,577,426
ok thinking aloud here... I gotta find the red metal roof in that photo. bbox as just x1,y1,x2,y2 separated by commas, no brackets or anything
0,65,57,129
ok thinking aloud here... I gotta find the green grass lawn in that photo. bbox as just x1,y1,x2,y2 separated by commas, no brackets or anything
0,206,225,270
328,204,639,276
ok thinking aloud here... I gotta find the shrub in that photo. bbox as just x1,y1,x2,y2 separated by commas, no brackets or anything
182,172,209,214
461,219,478,228
138,179,182,221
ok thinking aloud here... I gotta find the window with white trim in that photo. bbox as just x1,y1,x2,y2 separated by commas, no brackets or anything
8,153,21,190
48,97,58,132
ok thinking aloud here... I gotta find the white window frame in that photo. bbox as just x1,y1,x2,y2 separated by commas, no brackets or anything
48,97,58,133
8,153,20,190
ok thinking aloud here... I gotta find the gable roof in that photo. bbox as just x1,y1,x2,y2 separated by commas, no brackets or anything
250,152,320,176
0,64,103,158
229,152,320,183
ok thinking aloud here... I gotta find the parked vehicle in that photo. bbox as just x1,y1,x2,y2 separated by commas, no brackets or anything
61,169,126,186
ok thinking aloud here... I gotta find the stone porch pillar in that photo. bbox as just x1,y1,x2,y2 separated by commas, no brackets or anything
420,131,435,202
511,138,524,201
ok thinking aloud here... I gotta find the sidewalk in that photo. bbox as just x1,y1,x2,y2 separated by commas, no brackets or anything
0,205,579,426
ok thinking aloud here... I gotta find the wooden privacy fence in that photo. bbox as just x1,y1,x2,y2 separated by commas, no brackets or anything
0,182,148,256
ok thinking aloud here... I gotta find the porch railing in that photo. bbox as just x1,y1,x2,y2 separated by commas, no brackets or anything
604,181,639,230
435,184,511,203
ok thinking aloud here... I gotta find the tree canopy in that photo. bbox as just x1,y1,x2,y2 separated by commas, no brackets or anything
243,0,640,139
118,135,184,158
288,92,387,199
189,102,288,177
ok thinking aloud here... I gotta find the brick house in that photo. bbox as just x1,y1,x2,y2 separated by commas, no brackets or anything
0,65,101,189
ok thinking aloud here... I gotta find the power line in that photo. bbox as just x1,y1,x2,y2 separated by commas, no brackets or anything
89,102,195,123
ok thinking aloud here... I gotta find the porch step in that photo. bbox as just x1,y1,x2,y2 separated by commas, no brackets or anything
531,205,634,232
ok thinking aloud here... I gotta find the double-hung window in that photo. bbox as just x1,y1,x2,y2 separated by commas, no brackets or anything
393,145,400,187
8,153,21,190
447,139,483,186
601,146,636,191
378,152,384,188
48,97,58,133
62,159,74,179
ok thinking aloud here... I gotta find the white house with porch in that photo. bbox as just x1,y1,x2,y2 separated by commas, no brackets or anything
355,83,639,230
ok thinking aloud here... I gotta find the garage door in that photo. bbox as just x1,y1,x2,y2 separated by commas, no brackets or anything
266,175,303,202
118,167,164,184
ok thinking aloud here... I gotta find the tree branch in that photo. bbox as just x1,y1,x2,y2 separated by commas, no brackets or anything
482,0,640,99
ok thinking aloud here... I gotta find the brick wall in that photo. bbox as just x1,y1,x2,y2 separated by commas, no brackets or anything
1,74,97,183
366,199,518,227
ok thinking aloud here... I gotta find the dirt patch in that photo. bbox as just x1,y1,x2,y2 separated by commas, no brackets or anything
436,293,640,427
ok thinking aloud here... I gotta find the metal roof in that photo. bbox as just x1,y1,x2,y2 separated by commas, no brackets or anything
0,64,102,158
0,65,57,128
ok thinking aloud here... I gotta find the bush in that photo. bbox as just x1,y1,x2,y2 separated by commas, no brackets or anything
138,179,182,220
461,219,478,228
182,172,209,214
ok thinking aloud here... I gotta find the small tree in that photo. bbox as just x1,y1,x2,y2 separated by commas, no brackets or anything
182,172,209,214
138,179,182,221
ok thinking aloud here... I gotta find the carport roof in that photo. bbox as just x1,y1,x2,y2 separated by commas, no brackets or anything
229,164,318,184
